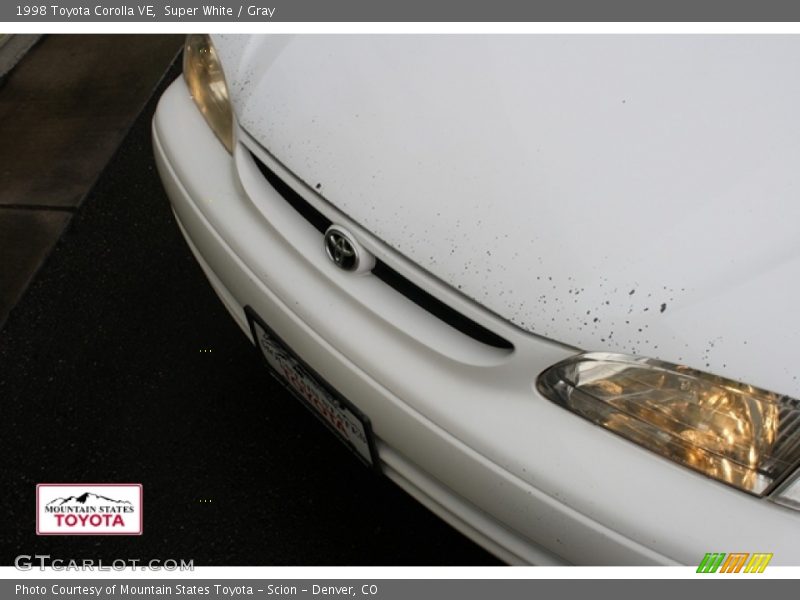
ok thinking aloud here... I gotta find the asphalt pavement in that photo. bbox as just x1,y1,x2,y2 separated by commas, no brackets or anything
0,34,184,326
0,54,498,566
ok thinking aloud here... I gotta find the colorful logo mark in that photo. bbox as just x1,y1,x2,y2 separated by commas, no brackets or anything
697,552,773,573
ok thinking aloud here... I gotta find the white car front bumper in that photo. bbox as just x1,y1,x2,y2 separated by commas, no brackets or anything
152,76,800,566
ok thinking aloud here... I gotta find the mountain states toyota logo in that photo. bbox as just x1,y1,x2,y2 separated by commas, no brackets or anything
36,484,143,535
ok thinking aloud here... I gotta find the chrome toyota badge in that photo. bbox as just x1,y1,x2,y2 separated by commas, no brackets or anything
325,229,356,270
324,226,375,274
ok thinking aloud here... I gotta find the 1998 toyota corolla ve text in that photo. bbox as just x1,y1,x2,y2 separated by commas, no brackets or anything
153,34,800,565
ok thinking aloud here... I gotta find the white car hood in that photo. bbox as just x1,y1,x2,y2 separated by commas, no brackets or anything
216,35,800,398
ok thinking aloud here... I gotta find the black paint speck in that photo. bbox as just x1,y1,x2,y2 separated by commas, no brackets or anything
629,289,635,295
660,303,667,313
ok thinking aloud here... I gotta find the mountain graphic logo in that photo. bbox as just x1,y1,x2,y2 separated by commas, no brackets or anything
38,484,143,536
46,492,133,507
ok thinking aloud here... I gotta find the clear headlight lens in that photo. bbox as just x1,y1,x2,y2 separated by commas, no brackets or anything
773,470,800,510
537,353,800,497
183,34,234,153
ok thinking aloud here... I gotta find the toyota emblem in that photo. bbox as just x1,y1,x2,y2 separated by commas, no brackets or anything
324,227,359,271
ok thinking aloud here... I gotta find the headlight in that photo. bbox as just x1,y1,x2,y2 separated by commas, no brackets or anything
537,352,800,499
183,34,234,153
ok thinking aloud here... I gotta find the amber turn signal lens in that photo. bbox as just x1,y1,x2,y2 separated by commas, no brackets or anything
183,34,234,153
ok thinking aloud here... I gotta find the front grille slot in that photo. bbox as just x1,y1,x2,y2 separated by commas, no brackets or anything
370,261,513,349
253,152,331,234
250,151,513,351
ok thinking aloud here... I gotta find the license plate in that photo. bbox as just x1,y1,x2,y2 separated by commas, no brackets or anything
245,306,379,470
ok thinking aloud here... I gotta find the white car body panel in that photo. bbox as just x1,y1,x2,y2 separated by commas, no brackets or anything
215,35,800,400
153,36,800,563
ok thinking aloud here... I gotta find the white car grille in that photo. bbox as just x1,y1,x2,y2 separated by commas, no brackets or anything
244,143,515,352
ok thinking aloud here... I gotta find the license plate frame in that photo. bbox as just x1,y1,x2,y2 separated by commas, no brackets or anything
245,306,380,471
